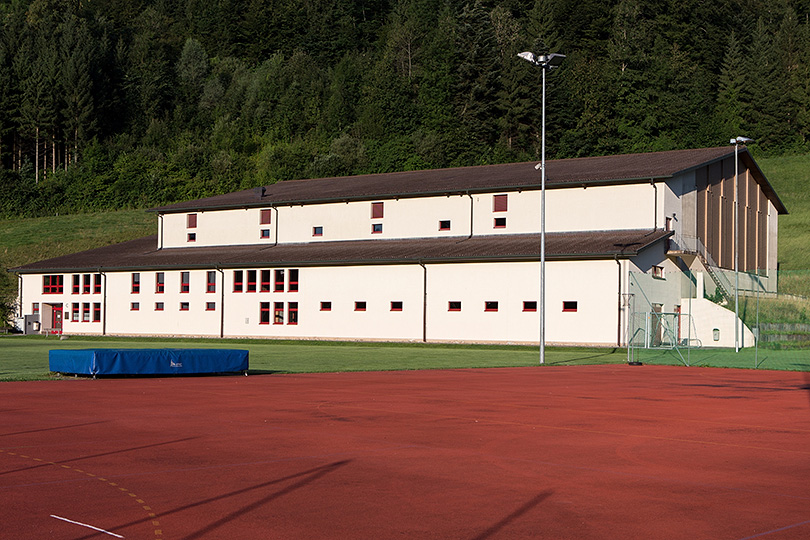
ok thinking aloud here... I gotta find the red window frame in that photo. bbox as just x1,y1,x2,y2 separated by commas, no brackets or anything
439,220,451,231
260,209,272,225
355,301,367,312
260,270,272,292
320,301,332,311
181,272,190,293
562,301,578,312
131,302,139,311
494,217,506,228
274,269,284,292
288,269,299,292
313,226,323,237
180,302,190,311
493,194,508,212
83,274,91,294
206,271,217,293
93,303,101,322
72,274,80,294
371,202,384,219
155,302,164,311
523,301,538,312
273,302,284,324
43,275,63,294
390,301,403,312
260,229,271,239
32,303,39,314
187,232,196,242
206,302,216,311
260,302,270,324
371,223,383,234
448,301,461,312
187,213,197,228
233,270,244,292
246,270,257,292
93,273,102,294
287,302,298,325
131,273,140,294
82,303,90,322
484,301,499,312
71,302,80,322
156,272,165,293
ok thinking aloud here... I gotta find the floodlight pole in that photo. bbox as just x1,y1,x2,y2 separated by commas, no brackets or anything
731,136,753,352
518,51,565,365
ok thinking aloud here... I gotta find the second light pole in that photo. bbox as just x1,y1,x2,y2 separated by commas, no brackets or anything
518,51,565,364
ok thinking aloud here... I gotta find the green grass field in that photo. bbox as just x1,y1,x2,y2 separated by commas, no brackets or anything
0,335,630,381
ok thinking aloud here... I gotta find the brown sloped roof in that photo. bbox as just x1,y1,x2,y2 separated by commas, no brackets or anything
151,146,775,213
13,229,672,273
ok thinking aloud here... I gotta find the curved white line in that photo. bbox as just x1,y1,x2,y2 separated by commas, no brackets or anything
50,515,124,538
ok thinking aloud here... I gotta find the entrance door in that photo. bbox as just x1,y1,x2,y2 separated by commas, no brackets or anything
51,304,63,335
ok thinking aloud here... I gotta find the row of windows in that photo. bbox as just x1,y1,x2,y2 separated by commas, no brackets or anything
131,301,216,312
233,269,298,293
69,302,102,322
184,195,511,243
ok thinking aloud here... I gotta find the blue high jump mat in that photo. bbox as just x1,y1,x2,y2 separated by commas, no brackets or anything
49,349,249,377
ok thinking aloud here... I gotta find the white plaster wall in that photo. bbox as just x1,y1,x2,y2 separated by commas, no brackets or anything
680,297,755,348
545,183,655,232
162,209,274,248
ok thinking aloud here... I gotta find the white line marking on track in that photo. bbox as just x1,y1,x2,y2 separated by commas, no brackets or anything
50,515,124,538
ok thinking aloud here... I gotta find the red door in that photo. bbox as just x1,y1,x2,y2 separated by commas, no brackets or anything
52,304,63,334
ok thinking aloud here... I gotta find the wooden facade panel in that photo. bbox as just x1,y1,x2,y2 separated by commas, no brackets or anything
707,161,722,264
758,195,768,272
720,158,735,269
695,165,707,251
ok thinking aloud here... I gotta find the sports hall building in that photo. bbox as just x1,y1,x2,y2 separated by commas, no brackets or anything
12,146,787,347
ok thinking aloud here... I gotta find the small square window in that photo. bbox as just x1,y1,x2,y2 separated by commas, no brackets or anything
155,302,164,311
439,220,451,231
523,301,537,312
493,217,506,228
131,302,140,311
180,302,190,311
206,302,216,311
320,301,332,311
391,301,403,311
187,232,196,242
355,301,367,311
485,301,499,312
448,301,461,312
372,223,383,234
260,229,271,239
563,301,578,312
313,226,323,237
652,266,664,279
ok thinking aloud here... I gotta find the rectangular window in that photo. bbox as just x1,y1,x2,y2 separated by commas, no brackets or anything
71,302,80,322
523,301,538,312
43,275,64,294
187,232,196,242
260,229,271,239
652,265,664,279
260,302,270,324
131,302,139,311
448,301,461,312
206,271,217,293
155,302,164,311
181,271,190,293
32,302,39,314
93,303,101,322
260,209,272,225
247,270,257,292
156,272,165,293
494,217,506,228
355,301,367,311
187,213,197,228
493,194,508,212
274,269,284,292
391,301,403,311
131,273,140,294
562,301,578,312
320,301,332,311
288,269,299,292
72,274,80,294
439,220,451,231
371,202,384,219
180,302,189,311
82,303,90,322
260,270,272,292
82,274,91,294
274,302,284,324
485,301,499,312
288,302,298,325
206,302,216,311
313,226,323,237
93,273,102,294
233,270,244,292
372,223,383,234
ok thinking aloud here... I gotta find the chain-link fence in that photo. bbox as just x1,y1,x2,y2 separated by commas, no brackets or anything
627,269,810,371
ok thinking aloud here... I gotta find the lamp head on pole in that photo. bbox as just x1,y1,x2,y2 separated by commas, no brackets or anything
730,136,754,145
517,51,566,70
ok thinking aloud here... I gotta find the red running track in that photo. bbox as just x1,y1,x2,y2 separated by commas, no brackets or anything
1,365,809,539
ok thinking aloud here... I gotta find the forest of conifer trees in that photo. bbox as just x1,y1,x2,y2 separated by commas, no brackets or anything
1,0,810,217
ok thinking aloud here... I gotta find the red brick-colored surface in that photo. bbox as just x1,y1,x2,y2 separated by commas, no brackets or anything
2,365,809,539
